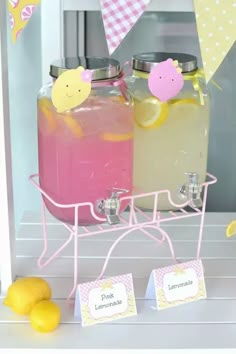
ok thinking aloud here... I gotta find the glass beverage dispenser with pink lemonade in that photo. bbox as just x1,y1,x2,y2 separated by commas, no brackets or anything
37,57,133,225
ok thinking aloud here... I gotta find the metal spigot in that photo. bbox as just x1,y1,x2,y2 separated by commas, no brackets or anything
179,172,203,208
97,188,128,225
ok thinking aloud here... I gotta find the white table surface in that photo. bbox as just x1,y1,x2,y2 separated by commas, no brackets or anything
1,212,236,352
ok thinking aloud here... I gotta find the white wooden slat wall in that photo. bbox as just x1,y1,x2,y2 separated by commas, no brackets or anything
0,0,15,293
0,0,63,290
40,0,64,83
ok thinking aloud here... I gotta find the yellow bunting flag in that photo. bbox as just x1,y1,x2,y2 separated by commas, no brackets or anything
8,0,41,43
194,0,236,83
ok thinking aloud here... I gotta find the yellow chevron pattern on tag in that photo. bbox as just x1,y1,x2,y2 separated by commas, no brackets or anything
8,0,41,43
194,0,236,83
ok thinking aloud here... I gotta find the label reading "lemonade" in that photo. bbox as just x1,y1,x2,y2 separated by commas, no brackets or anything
163,268,199,303
145,260,207,310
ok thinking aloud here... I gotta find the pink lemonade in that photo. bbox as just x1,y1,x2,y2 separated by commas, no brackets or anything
38,96,133,225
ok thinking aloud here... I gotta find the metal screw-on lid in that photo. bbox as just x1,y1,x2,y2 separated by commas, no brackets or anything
132,52,198,73
50,57,121,81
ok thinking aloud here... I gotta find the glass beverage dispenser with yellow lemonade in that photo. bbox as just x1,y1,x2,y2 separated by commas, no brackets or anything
128,52,209,210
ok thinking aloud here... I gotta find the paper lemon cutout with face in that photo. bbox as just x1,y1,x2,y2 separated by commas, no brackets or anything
148,59,184,102
52,66,92,113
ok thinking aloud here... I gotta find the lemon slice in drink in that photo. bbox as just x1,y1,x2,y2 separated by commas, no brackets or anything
64,114,83,138
38,97,57,132
101,132,133,141
169,97,199,105
110,95,126,103
134,96,168,129
226,220,236,238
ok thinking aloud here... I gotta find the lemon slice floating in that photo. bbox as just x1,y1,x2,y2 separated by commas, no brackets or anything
38,97,57,132
101,132,133,142
64,114,83,138
134,96,169,129
169,97,199,105
226,220,236,238
110,95,127,104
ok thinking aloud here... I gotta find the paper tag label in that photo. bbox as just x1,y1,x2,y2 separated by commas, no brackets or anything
146,260,206,310
75,274,137,326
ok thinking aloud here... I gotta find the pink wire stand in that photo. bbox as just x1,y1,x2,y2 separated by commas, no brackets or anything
29,173,217,300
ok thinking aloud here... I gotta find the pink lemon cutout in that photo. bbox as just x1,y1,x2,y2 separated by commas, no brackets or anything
148,58,184,102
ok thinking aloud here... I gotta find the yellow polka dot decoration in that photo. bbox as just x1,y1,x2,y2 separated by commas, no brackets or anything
194,0,236,83
8,0,41,43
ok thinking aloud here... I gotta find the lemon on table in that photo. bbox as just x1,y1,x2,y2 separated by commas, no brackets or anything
30,300,61,333
134,96,169,129
226,220,236,238
4,277,51,315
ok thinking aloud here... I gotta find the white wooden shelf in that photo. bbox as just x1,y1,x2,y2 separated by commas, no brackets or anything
63,0,194,12
1,212,236,352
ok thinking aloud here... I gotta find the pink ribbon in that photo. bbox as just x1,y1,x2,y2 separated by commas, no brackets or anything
92,71,129,101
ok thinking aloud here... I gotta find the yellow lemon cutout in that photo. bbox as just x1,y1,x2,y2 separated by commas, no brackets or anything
226,220,236,238
52,66,92,113
134,96,169,129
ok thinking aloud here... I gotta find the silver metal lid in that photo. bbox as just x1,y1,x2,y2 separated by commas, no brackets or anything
132,52,198,73
50,57,121,81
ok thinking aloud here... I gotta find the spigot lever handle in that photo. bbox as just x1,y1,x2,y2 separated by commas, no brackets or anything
97,188,129,225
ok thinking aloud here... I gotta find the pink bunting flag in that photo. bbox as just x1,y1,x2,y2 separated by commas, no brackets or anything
100,0,152,55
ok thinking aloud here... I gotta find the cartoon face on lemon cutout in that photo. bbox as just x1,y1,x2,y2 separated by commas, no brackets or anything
148,59,184,102
51,66,92,113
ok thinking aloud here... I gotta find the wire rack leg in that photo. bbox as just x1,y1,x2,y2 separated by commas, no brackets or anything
67,207,79,300
38,196,75,268
67,234,78,300
159,228,177,263
140,226,165,243
38,199,49,268
38,232,74,268
96,225,177,280
196,185,208,259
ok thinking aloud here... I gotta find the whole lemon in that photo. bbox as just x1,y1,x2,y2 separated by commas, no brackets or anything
30,300,61,333
4,277,51,315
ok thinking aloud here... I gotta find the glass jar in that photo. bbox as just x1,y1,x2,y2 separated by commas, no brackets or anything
128,52,209,210
38,57,133,225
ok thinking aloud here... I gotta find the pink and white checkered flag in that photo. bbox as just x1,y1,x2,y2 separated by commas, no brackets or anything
100,0,152,55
